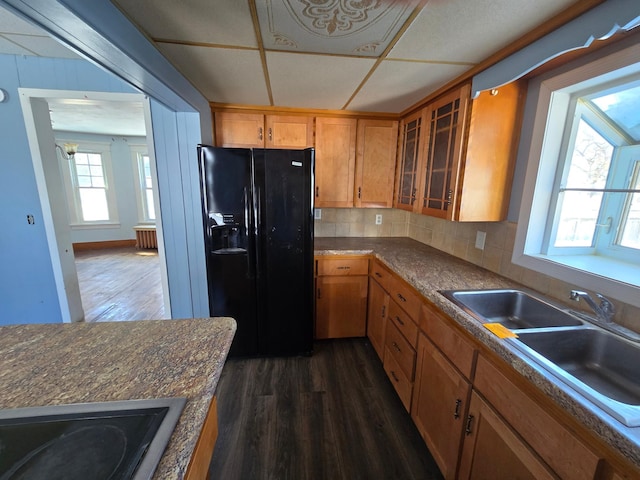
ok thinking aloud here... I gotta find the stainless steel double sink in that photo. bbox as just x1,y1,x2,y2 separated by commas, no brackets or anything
441,289,640,427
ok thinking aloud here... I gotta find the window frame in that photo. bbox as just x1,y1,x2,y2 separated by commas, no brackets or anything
130,144,156,224
512,42,640,308
58,140,119,227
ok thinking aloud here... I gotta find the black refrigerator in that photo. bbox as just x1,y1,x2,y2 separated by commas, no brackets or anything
197,145,314,357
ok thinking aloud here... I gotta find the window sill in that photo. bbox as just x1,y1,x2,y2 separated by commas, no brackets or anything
512,251,640,308
70,223,121,230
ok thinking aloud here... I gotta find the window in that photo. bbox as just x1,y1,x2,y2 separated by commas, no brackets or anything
59,141,117,226
131,146,156,223
72,151,110,221
513,42,640,307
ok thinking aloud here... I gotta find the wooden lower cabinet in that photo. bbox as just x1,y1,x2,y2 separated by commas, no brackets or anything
185,396,218,480
315,275,368,338
367,277,388,359
458,392,557,480
411,333,471,479
315,256,369,339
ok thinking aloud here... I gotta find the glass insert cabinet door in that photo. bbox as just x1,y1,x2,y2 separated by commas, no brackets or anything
395,110,426,211
420,87,469,219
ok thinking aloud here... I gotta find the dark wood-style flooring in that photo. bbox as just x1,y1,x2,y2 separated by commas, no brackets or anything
74,247,166,322
210,338,443,480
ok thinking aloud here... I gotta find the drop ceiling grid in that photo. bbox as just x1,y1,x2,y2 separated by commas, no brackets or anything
348,60,469,112
113,0,258,47
157,43,270,105
266,51,377,109
390,0,580,63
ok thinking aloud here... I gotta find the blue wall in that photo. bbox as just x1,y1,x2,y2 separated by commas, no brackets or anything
0,54,137,325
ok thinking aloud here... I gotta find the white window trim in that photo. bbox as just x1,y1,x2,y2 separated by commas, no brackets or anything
58,139,119,226
513,42,640,308
130,144,156,224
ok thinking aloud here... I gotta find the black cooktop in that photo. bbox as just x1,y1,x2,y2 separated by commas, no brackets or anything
0,398,186,480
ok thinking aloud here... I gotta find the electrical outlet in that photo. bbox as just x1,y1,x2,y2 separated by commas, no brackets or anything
475,231,486,250
375,214,383,225
27,214,35,225
314,208,322,220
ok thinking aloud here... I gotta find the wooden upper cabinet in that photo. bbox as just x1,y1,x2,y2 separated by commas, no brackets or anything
402,80,524,221
394,109,427,212
265,115,314,149
419,85,470,219
214,113,313,149
215,112,265,148
315,117,357,208
355,119,398,208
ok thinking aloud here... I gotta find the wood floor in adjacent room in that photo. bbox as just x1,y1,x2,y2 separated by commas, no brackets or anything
74,247,165,322
210,338,443,480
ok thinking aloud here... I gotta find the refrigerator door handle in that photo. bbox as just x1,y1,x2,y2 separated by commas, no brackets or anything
244,186,256,278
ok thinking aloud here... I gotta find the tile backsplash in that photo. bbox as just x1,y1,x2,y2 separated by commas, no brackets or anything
314,207,639,331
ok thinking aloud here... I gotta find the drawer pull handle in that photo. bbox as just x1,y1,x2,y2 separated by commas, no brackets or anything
397,293,407,302
337,266,351,270
392,341,401,353
268,127,273,141
381,305,386,317
395,315,405,326
453,399,462,419
258,127,263,141
315,186,319,197
375,272,382,278
465,415,475,435
390,370,399,382
317,288,322,300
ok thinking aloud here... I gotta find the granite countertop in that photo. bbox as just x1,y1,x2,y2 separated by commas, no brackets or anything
0,317,236,479
315,237,640,469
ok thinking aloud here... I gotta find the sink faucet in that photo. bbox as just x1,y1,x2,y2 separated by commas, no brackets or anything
569,290,615,324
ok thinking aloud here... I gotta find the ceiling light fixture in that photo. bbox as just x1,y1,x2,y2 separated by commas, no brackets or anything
55,142,79,161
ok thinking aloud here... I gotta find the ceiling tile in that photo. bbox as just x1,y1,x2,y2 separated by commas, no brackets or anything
0,7,44,35
114,0,257,46
256,0,421,57
390,0,578,63
348,60,469,113
157,44,270,105
4,34,79,59
0,35,34,55
266,51,376,109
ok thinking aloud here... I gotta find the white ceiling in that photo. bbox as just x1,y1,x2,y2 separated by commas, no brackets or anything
1,0,584,129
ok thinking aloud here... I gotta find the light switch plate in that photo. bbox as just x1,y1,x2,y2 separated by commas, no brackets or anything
475,231,486,250
314,208,322,220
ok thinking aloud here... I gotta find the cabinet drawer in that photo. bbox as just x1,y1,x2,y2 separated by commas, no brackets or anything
369,259,394,292
388,299,418,348
316,257,369,276
384,346,413,412
474,355,601,480
385,321,416,381
387,276,422,320
420,302,476,380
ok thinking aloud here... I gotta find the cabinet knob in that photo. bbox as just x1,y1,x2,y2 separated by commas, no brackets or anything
381,305,386,318
395,315,405,326
397,293,407,303
375,272,382,278
392,341,401,353
390,370,400,382
317,288,322,300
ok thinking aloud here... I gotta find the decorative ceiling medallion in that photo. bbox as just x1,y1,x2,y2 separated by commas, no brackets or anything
257,0,418,57
354,42,380,53
273,33,298,48
287,0,394,37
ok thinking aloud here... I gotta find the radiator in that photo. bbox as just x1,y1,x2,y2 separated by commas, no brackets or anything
134,225,157,249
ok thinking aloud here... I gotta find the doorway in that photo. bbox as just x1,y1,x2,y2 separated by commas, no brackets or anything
18,88,170,323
